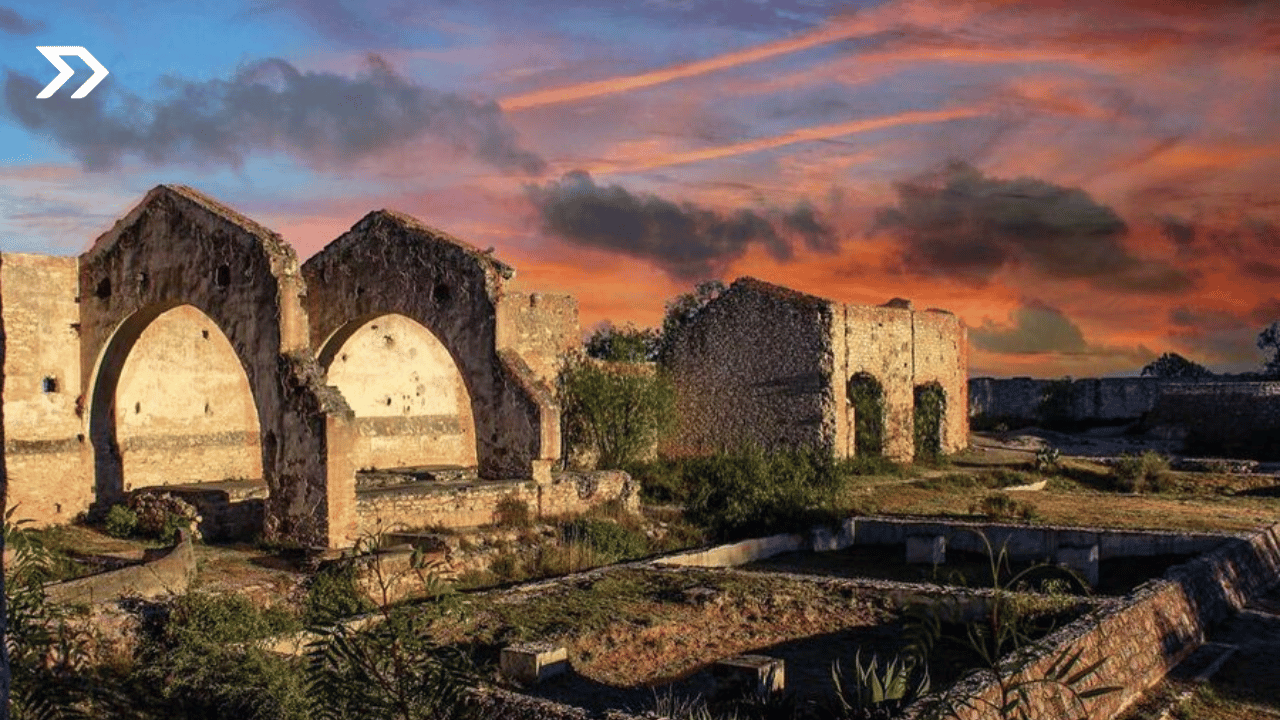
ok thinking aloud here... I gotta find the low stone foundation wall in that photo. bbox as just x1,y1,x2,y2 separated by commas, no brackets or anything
44,531,197,606
355,471,638,534
903,521,1280,720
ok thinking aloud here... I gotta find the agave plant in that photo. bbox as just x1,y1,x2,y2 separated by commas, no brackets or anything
830,649,930,719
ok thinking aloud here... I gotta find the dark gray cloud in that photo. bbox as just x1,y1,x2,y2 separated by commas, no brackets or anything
1158,215,1196,250
871,161,1194,294
1170,305,1248,332
527,170,839,281
2,55,545,174
1254,298,1280,325
0,6,42,35
970,302,1089,355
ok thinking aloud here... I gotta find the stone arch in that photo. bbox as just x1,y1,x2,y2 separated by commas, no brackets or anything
847,372,886,457
303,210,559,481
913,381,947,461
317,312,477,470
90,303,262,500
79,185,350,547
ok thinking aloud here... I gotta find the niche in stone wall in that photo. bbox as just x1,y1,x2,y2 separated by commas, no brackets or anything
323,313,477,470
114,304,262,489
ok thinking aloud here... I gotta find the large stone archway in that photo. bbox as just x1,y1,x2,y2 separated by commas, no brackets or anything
79,185,355,547
303,210,559,482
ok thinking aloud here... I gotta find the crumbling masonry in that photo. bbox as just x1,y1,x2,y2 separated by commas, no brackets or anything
2,188,970,548
661,278,968,462
1,185,578,548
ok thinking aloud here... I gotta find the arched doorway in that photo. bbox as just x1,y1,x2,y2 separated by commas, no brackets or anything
914,381,947,461
847,372,886,457
89,303,264,509
320,314,477,471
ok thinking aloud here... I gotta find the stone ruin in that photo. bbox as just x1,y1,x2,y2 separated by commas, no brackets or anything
0,185,584,548
661,277,968,463
1,186,971,549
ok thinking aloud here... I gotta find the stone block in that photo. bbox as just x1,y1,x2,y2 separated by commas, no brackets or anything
906,534,946,565
1055,543,1099,587
712,655,785,699
500,642,568,686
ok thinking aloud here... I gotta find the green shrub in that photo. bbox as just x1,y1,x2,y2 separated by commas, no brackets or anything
560,518,648,561
913,382,947,461
305,563,375,626
494,496,532,529
557,353,676,469
104,503,139,538
971,492,1038,521
1112,451,1173,493
682,446,844,541
839,454,907,477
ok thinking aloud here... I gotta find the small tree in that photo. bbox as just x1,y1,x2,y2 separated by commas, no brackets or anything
657,280,726,361
557,353,676,469
1259,321,1280,378
1141,352,1213,379
584,322,660,363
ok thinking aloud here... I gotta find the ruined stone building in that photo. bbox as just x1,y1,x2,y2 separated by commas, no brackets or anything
0,185,602,549
661,277,968,462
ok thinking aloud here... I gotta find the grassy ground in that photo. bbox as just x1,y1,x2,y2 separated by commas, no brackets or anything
843,456,1280,533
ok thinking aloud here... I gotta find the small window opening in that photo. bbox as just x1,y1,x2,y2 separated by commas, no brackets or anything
95,277,112,299
215,264,231,288
42,377,58,393
432,283,451,304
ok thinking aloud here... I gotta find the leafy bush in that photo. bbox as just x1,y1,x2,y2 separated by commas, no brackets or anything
1112,451,1174,493
681,447,844,541
848,372,887,457
104,503,139,538
305,562,376,626
839,454,906,477
494,496,532,529
130,592,310,720
971,493,1038,522
557,353,676,470
1033,447,1062,473
560,518,648,561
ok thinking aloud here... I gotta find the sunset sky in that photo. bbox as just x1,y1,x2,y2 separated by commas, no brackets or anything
3,0,1279,378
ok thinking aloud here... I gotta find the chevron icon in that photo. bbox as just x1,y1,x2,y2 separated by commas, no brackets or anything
36,46,109,99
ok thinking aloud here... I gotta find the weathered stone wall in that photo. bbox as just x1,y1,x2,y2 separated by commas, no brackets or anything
497,292,579,386
355,470,637,533
839,303,914,461
79,186,350,548
663,279,968,462
1,253,90,525
661,278,837,457
324,313,477,470
968,376,1177,426
912,310,968,454
114,304,261,489
905,521,1280,720
303,211,559,483
1146,382,1280,460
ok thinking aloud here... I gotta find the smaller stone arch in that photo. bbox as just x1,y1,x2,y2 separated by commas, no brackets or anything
913,381,947,461
847,372,886,457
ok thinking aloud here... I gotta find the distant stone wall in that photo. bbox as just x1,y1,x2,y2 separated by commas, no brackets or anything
661,278,836,457
497,292,579,387
1,253,90,526
1146,382,1280,459
968,376,1181,426
355,470,637,533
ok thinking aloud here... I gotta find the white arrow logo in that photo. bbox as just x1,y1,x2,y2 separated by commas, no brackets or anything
36,46,109,99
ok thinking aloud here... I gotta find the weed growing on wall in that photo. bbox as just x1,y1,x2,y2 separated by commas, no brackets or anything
848,373,887,458
1035,377,1074,430
557,352,676,469
913,382,947,461
1111,451,1175,493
